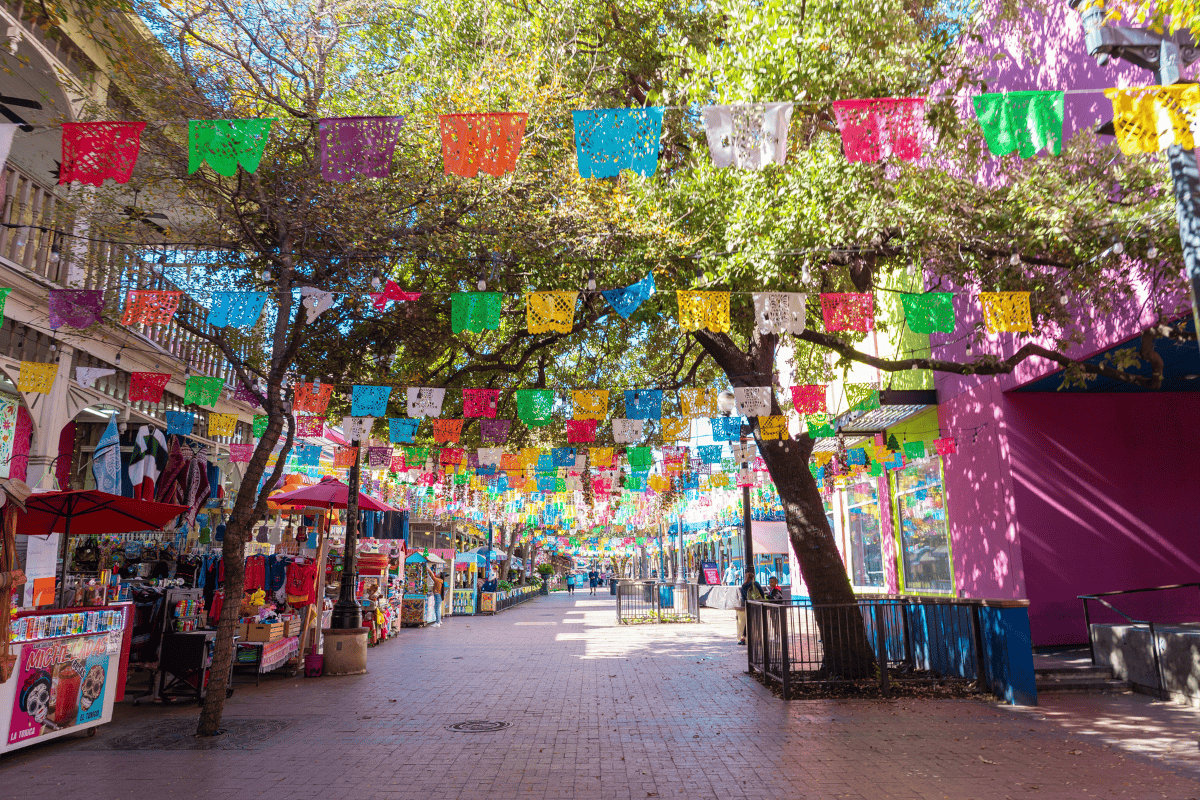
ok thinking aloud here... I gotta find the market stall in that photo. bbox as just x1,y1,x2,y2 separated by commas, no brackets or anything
401,552,441,627
452,553,483,615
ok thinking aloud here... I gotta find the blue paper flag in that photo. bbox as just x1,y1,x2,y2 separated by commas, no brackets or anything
207,291,268,328
537,475,557,492
710,416,744,442
552,447,576,467
601,272,656,319
476,465,497,476
166,411,195,436
572,108,665,178
296,444,321,466
495,476,509,492
389,417,419,444
536,454,555,472
698,445,724,464
352,385,392,417
624,389,663,420
848,448,867,465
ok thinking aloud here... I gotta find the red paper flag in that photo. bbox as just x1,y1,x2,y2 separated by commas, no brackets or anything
129,371,171,402
60,122,146,186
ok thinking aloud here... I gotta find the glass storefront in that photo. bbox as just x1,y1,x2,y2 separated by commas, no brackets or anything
892,456,953,593
842,480,885,589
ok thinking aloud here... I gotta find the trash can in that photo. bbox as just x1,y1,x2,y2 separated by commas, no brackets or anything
610,580,618,596
658,585,674,608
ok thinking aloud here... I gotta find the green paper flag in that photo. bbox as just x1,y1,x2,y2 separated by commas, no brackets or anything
869,462,883,476
903,440,926,459
627,446,653,470
901,292,956,334
515,388,554,427
450,292,502,333
188,119,275,176
972,91,1064,159
0,287,11,326
805,414,836,438
887,434,901,452
252,414,268,437
184,376,224,407
846,384,880,412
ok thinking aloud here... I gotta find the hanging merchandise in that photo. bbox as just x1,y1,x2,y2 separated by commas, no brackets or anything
389,417,420,443
319,115,405,181
300,287,335,323
820,293,874,332
208,413,238,437
572,107,665,178
183,376,224,407
351,385,392,417
439,113,528,177
76,366,115,389
370,280,420,311
1104,85,1200,155
48,289,103,329
293,381,334,414
229,443,253,463
432,418,464,443
830,98,924,163
187,118,275,176
207,291,268,328
407,387,446,418
660,417,689,442
566,418,598,443
129,372,171,403
92,414,121,493
515,389,554,427
166,411,195,436
59,121,145,185
612,418,644,443
972,91,1065,158
527,291,579,334
701,102,794,170
600,272,656,319
121,290,181,326
341,416,374,441
462,388,500,418
450,292,502,333
296,415,324,437
980,291,1033,333
572,389,609,420
790,384,827,414
624,389,663,420
901,292,956,334
17,361,56,394
129,424,168,500
676,291,731,333
751,292,806,335
733,386,772,417
934,437,958,455
845,384,880,412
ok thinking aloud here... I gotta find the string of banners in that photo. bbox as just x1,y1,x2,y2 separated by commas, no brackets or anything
11,88,1190,189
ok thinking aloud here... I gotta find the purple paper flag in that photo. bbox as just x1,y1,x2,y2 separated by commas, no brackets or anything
481,419,511,444
319,116,405,182
49,289,103,329
234,381,262,408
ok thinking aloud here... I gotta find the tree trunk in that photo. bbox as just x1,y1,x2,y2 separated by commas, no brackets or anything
502,524,519,582
693,329,876,679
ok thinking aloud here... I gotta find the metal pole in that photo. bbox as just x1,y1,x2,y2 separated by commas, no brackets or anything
676,516,687,591
741,432,755,586
657,519,666,582
330,440,362,629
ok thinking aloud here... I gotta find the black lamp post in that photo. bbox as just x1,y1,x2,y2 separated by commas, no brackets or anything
718,390,755,584
1071,1,1200,342
330,440,362,629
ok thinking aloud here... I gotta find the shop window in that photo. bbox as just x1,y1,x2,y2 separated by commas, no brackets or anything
892,456,953,594
842,480,885,588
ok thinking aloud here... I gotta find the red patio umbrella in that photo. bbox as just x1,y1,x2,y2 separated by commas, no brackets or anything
269,476,396,512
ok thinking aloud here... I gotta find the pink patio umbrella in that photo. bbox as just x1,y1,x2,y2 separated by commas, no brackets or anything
269,475,396,512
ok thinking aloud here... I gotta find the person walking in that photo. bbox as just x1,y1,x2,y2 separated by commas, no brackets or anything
735,574,765,645
566,573,575,594
588,568,598,595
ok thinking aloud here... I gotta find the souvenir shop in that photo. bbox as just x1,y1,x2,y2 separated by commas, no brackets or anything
452,552,483,615
401,551,442,626
353,538,405,645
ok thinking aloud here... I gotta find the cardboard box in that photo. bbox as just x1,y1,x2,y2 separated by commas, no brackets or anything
245,622,284,642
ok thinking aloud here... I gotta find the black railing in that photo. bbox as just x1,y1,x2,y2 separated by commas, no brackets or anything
1079,583,1200,700
480,586,539,614
747,595,1037,704
615,581,700,624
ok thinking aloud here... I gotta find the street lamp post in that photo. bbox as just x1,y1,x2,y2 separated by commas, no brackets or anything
675,516,687,591
330,439,362,630
1071,1,1200,341
718,390,755,585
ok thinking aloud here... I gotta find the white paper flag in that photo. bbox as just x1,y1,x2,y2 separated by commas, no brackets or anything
341,416,374,441
702,102,794,170
75,367,116,389
752,292,807,335
300,288,335,324
731,442,758,464
612,418,644,444
477,447,502,467
734,386,773,418
407,387,446,418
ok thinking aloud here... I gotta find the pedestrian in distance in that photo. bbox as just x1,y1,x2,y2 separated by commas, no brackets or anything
426,566,446,627
588,568,598,595
735,575,766,645
566,573,575,594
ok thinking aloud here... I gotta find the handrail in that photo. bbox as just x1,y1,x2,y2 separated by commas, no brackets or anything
1078,582,1200,599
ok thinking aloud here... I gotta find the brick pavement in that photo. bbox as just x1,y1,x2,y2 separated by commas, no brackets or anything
2,591,1200,800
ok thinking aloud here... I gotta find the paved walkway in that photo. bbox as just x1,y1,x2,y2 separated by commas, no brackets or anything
3,592,1200,800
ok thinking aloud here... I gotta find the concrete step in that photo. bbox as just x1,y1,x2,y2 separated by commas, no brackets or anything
1035,666,1114,679
1036,674,1133,693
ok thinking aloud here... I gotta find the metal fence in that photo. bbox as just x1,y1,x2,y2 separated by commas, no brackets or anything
480,586,540,615
747,595,1037,704
616,581,700,624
